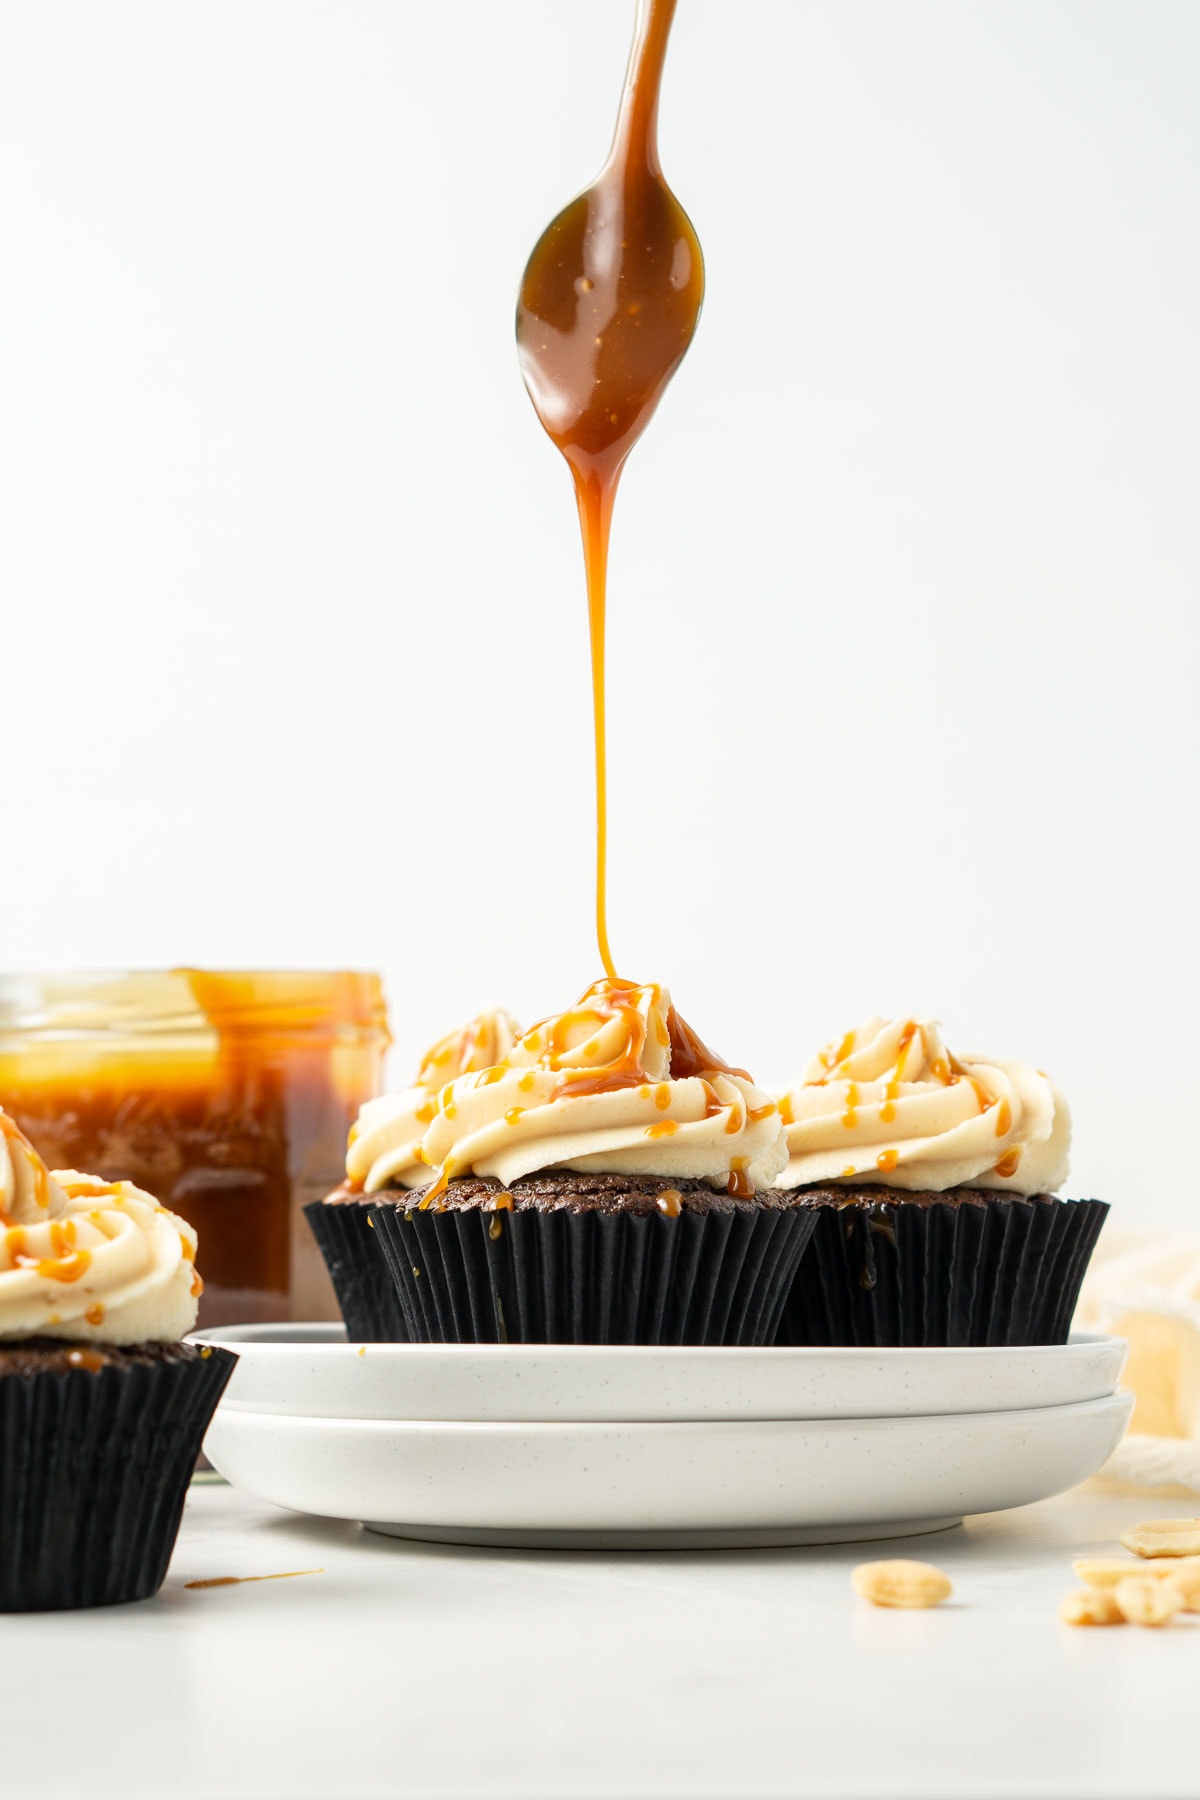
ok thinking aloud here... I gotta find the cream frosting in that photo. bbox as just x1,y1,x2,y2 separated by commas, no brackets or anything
0,1112,201,1343
345,1009,521,1194
773,1016,1071,1195
418,979,787,1196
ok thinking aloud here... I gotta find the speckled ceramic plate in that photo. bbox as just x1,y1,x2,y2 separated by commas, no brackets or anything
191,1323,1127,1423
202,1391,1134,1549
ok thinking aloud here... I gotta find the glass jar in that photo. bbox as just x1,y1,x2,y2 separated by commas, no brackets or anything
0,970,390,1328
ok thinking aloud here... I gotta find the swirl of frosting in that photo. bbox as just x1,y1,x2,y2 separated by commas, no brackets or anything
773,1016,1071,1194
418,979,787,1197
345,1009,521,1194
1,1111,202,1343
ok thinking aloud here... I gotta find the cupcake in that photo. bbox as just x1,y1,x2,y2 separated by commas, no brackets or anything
0,1110,235,1611
772,1017,1107,1347
306,1008,520,1341
367,978,815,1344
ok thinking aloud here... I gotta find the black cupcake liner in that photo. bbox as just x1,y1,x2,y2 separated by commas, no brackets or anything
777,1194,1109,1347
304,1199,409,1342
0,1345,237,1612
369,1199,818,1345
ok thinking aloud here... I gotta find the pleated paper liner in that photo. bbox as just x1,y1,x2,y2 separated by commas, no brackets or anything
0,1342,237,1612
304,1198,409,1342
368,1195,818,1345
777,1191,1109,1347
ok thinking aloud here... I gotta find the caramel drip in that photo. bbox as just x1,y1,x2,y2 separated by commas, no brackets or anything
993,1148,1021,1178
664,1006,750,1083
726,1157,754,1199
842,1084,859,1129
656,1188,682,1218
968,1077,993,1115
517,0,702,977
184,1570,323,1591
876,1149,900,1173
67,1348,106,1372
85,1303,105,1327
0,1111,53,1221
994,1097,1013,1138
645,1119,679,1138
893,1022,917,1078
191,1270,205,1298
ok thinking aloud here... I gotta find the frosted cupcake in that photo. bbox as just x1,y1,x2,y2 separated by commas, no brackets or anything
368,978,814,1344
0,1111,234,1611
773,1017,1107,1346
307,1009,520,1340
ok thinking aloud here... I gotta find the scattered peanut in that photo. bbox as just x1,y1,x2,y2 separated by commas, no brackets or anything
1060,1588,1124,1627
1119,1519,1200,1559
1073,1555,1200,1589
851,1559,952,1609
1113,1576,1183,1628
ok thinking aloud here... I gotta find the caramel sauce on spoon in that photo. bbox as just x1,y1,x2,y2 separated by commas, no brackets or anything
517,0,704,977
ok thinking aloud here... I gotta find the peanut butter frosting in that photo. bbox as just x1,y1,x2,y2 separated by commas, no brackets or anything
0,1111,202,1343
344,1009,521,1194
417,979,787,1198
774,1016,1071,1195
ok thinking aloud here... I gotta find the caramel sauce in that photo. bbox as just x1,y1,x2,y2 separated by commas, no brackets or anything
656,1187,682,1217
517,0,702,977
488,1213,504,1241
726,1157,753,1200
993,1148,1021,1178
67,1348,106,1373
504,1107,525,1128
876,1149,900,1174
994,1096,1013,1137
85,1302,105,1326
778,1094,795,1127
645,1119,679,1138
968,1077,993,1115
0,971,387,1327
842,1084,860,1130
184,1569,323,1591
0,1111,50,1221
654,1082,672,1111
36,1249,90,1283
880,1101,897,1124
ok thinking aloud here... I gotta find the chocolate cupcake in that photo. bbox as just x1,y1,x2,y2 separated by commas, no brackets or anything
0,1113,235,1611
772,1017,1107,1347
305,1009,520,1341
368,978,815,1344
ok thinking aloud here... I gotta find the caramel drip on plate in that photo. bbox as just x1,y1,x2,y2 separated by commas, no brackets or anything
517,0,703,977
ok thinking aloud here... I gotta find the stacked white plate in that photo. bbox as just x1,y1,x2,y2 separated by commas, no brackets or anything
194,1324,1132,1549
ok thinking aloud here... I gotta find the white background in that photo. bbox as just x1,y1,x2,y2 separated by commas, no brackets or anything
1,1,1197,1223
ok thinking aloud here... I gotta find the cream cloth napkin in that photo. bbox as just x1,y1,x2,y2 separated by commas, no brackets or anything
1075,1231,1200,1498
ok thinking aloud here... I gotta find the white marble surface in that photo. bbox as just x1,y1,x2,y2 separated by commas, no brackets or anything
2,1481,1197,1800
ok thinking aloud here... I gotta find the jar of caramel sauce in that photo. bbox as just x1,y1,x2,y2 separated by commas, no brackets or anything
0,970,389,1327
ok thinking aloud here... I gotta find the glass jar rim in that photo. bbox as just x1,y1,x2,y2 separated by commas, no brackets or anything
0,969,391,1047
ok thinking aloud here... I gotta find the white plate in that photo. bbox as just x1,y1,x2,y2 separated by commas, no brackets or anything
203,1391,1134,1549
191,1323,1128,1423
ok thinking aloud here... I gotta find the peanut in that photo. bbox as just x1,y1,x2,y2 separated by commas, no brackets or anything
1113,1576,1183,1627
851,1559,952,1609
1119,1519,1200,1559
1073,1554,1200,1589
1059,1588,1124,1627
